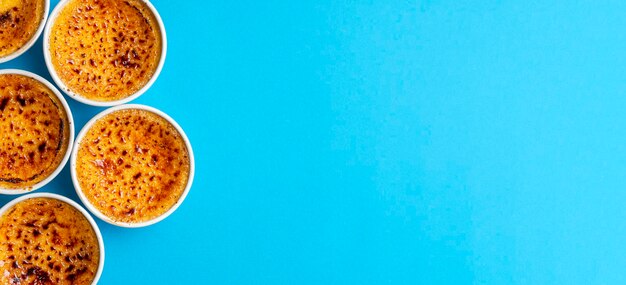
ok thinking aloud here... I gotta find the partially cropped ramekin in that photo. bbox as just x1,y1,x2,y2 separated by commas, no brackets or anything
71,104,194,228
0,0,50,63
43,0,167,107
0,192,105,284
0,69,74,195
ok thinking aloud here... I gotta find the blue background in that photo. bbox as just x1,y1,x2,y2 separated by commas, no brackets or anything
2,0,626,284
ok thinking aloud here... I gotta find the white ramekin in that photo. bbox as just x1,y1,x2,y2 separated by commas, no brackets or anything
43,0,167,107
0,192,105,284
0,69,75,195
71,104,195,228
0,0,50,63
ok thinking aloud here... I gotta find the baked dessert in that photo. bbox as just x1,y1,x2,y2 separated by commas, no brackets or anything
49,0,162,102
0,0,45,58
76,108,190,223
0,74,70,190
0,197,100,285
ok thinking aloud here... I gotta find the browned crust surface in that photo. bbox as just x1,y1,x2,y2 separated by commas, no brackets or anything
76,109,190,223
0,0,45,58
0,198,100,285
50,0,162,102
0,74,70,190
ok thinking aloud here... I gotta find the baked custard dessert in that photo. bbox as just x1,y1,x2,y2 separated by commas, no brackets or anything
49,0,163,102
76,109,190,223
0,198,100,285
0,0,45,58
0,74,70,190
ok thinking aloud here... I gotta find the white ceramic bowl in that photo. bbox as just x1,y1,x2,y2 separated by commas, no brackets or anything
71,104,195,228
0,69,74,195
43,0,167,107
0,0,50,63
0,192,105,284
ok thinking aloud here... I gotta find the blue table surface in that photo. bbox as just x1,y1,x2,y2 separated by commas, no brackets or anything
3,0,626,284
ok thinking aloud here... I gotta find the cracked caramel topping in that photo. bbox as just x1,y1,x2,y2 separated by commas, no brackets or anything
76,109,190,223
49,0,162,102
0,198,100,285
0,74,70,190
0,0,45,58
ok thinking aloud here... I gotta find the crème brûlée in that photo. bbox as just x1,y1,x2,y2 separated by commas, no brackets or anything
0,0,45,58
0,74,70,190
76,109,190,223
0,198,100,285
49,0,162,102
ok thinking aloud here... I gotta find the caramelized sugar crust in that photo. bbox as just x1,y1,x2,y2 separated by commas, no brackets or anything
50,0,162,102
0,198,100,285
0,0,45,58
76,109,190,223
0,74,70,190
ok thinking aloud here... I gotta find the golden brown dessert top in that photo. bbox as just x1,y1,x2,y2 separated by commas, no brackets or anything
0,74,70,190
49,0,162,102
0,197,100,285
76,109,190,223
0,0,45,58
